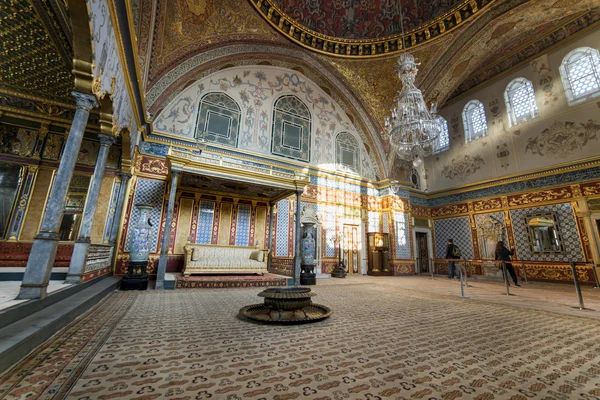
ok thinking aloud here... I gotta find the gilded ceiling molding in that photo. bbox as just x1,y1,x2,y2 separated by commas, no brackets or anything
144,42,388,176
248,0,494,58
67,0,95,93
107,0,149,130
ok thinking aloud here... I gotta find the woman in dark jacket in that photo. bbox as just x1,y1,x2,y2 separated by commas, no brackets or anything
495,241,520,287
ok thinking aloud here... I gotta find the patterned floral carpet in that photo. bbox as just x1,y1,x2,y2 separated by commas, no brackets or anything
1,283,600,399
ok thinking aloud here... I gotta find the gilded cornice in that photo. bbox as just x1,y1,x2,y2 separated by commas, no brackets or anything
248,0,493,58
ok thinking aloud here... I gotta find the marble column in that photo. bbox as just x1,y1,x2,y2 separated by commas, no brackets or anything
156,169,180,290
267,203,275,270
66,134,115,284
108,173,132,244
18,92,97,300
294,190,302,285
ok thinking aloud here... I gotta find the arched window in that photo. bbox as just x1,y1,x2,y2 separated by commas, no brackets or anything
195,92,241,147
410,169,420,190
559,47,600,105
271,96,311,162
433,117,450,154
335,132,360,174
504,78,539,126
462,100,487,142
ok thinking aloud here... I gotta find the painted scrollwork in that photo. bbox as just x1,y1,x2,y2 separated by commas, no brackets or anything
441,154,485,181
472,198,503,212
525,120,600,158
507,188,573,207
431,203,469,218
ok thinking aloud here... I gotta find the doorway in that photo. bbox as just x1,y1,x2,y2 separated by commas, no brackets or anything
416,232,429,273
343,225,360,274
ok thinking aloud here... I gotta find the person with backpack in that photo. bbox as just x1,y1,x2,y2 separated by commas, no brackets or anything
445,238,461,280
495,240,520,287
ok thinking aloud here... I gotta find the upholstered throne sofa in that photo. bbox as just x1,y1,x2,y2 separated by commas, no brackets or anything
183,244,269,275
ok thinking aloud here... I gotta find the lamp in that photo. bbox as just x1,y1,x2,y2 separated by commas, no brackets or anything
384,1,442,162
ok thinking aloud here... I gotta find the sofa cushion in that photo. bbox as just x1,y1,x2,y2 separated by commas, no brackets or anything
249,250,264,262
191,247,201,261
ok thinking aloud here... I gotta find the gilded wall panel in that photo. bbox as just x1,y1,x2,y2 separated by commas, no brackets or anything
90,176,116,244
20,168,53,240
218,203,233,245
174,197,194,254
255,206,267,249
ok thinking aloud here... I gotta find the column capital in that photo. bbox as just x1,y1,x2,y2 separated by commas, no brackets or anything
72,91,98,111
171,169,182,178
98,133,116,147
119,172,132,181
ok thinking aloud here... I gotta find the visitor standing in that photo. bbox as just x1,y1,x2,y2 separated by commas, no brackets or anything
495,240,520,287
445,239,461,280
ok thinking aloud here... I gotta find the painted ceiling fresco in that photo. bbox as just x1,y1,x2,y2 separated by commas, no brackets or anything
271,0,465,39
134,0,600,168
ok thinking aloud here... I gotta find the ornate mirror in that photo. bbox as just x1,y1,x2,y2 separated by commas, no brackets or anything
524,213,563,253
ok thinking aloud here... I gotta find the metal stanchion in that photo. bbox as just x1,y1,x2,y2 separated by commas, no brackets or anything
501,261,513,296
590,263,600,289
570,261,585,310
461,258,471,287
520,261,529,284
460,268,468,298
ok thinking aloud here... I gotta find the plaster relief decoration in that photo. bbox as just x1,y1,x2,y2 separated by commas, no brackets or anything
525,120,600,158
450,113,460,141
42,134,63,160
441,154,485,181
153,66,377,179
488,98,504,129
531,54,559,109
77,140,100,166
496,143,510,170
0,125,37,157
88,0,138,156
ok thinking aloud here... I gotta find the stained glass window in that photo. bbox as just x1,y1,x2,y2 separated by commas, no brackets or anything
196,93,241,147
505,78,539,126
462,100,487,142
271,96,311,162
432,117,449,154
335,132,360,174
559,47,600,105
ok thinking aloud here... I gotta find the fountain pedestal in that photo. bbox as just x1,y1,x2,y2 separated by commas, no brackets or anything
239,287,332,324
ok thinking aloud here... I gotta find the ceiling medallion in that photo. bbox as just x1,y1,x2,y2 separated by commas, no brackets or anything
384,1,442,166
248,0,492,58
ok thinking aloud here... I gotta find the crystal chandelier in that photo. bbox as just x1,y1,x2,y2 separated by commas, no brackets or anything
384,2,442,168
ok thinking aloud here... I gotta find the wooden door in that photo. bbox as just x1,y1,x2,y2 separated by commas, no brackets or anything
416,232,429,273
343,225,360,274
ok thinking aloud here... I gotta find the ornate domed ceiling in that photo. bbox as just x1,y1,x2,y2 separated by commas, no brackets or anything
249,0,489,57
271,0,464,39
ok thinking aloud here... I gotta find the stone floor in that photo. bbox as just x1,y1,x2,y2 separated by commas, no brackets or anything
1,276,600,399
0,280,72,311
